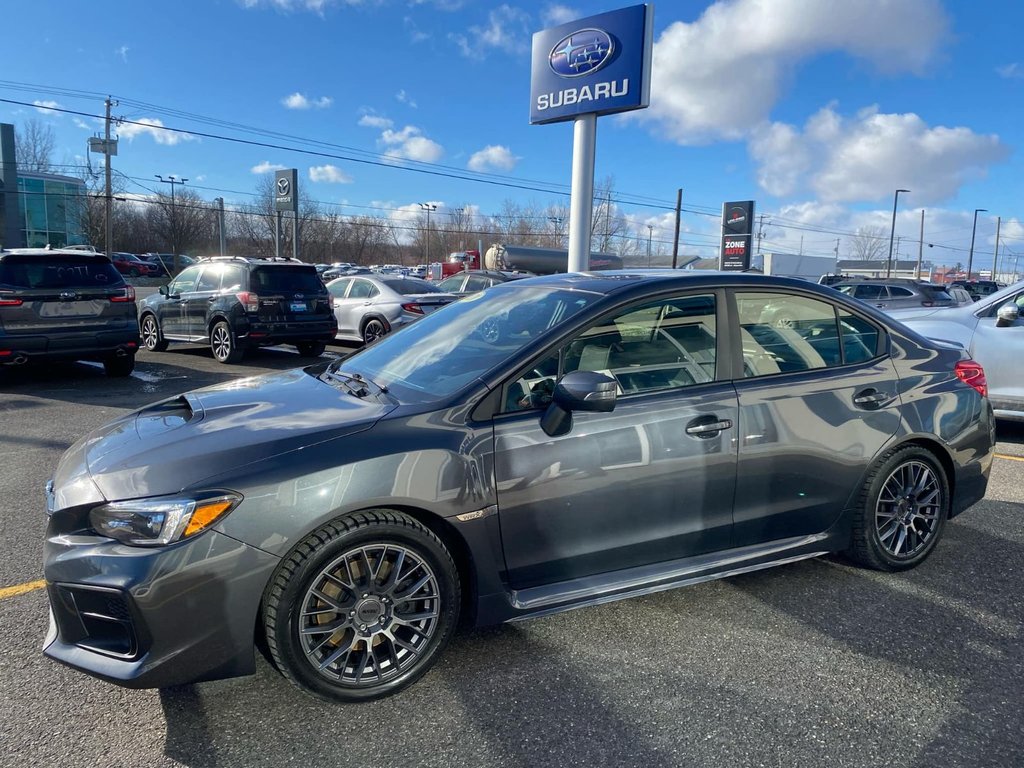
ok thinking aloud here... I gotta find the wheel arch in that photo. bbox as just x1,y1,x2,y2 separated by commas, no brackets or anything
359,314,391,335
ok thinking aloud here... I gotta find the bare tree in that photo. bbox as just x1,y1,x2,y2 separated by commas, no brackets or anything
149,188,214,259
591,176,631,254
848,225,889,261
15,119,57,173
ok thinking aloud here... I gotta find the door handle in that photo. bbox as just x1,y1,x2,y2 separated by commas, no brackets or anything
685,417,733,438
853,389,891,409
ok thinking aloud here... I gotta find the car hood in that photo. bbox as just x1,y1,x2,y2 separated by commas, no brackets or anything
50,367,396,508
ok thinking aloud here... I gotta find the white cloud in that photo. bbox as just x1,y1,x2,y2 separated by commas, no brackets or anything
309,164,353,183
379,125,444,163
33,100,62,116
240,0,362,12
281,92,333,110
633,0,948,144
115,45,129,63
750,105,1009,205
73,118,90,130
358,114,393,129
251,160,286,174
395,90,417,109
467,144,519,172
542,4,579,26
997,62,1024,79
451,4,532,58
118,118,197,146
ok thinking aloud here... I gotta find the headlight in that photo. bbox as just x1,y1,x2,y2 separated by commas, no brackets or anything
89,493,241,547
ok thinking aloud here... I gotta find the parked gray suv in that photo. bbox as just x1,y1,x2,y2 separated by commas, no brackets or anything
833,279,955,311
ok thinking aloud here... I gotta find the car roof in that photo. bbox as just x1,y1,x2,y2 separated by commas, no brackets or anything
0,248,113,259
196,256,315,268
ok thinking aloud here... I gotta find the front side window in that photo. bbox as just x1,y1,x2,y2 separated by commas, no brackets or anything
502,294,718,413
195,266,222,292
169,266,201,294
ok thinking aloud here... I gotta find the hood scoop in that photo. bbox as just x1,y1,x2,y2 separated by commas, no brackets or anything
135,395,201,438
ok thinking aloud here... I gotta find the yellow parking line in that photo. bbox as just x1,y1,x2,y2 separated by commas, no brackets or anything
0,579,46,600
994,453,1024,463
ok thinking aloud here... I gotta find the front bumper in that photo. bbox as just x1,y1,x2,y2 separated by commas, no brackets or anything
43,527,279,688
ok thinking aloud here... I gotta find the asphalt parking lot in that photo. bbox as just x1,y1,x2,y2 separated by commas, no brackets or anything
1,346,1022,768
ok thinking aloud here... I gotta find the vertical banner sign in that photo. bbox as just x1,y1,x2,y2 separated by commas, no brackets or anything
530,4,654,125
274,169,298,213
720,201,755,271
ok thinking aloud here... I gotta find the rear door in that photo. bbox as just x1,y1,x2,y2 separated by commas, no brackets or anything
249,265,331,325
853,283,890,309
184,265,224,339
0,255,133,342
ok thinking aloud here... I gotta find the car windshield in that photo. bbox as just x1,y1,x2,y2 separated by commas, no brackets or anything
336,285,598,404
251,266,323,293
0,256,123,289
382,277,443,295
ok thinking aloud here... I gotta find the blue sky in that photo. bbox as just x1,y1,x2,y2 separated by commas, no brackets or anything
2,0,1023,273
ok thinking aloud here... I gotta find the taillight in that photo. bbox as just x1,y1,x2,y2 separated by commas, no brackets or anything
0,298,23,307
955,360,987,397
110,286,135,303
236,292,260,312
401,302,424,315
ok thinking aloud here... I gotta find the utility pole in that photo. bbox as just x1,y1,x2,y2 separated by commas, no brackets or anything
103,97,117,256
993,215,1001,281
671,188,682,269
756,214,767,256
967,208,987,279
799,235,804,256
214,197,226,257
916,209,925,280
419,203,437,263
833,238,840,273
155,175,187,272
646,224,653,267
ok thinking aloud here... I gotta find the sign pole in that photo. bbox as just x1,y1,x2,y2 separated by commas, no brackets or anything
568,114,597,273
275,211,281,259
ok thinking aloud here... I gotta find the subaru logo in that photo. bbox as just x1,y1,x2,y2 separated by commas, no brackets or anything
549,29,614,78
277,177,290,196
59,290,76,301
294,293,304,300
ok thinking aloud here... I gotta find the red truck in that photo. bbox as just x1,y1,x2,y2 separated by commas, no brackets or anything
428,245,622,279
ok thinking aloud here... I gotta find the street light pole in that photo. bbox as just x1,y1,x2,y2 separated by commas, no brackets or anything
155,175,187,273
886,189,910,278
967,208,987,280
419,203,437,264
647,224,653,267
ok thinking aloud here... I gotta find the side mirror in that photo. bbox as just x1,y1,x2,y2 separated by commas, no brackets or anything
996,303,1019,327
540,371,618,437
158,285,169,297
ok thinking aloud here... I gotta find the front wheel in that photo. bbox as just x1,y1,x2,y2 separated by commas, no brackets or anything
140,315,168,352
362,318,388,346
847,446,949,571
296,341,327,358
210,321,244,364
263,510,461,703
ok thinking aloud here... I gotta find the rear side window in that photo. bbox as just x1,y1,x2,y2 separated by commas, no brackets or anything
0,256,123,289
854,284,886,300
251,266,323,293
888,286,914,298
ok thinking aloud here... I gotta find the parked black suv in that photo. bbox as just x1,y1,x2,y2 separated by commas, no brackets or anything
0,249,139,376
950,280,1001,301
139,257,337,363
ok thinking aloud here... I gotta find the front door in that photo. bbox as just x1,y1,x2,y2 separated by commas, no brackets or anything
969,288,1024,412
494,292,738,590
730,290,902,546
159,265,201,337
185,265,224,339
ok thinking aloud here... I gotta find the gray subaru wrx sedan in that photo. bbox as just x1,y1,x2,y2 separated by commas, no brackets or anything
43,272,994,703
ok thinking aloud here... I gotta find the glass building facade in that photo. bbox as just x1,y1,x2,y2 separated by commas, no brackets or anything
16,171,86,248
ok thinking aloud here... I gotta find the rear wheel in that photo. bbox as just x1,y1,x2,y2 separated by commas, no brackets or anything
210,320,244,364
296,341,327,358
140,315,168,352
103,354,135,377
362,318,388,346
128,268,141,278
263,510,460,703
847,446,949,571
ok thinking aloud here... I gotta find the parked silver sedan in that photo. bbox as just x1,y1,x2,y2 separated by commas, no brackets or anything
890,280,1024,420
327,274,457,344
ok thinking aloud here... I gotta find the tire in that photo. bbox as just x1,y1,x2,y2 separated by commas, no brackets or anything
263,510,461,703
296,341,327,358
210,320,244,364
103,354,135,377
362,318,388,346
128,268,141,278
847,445,949,571
140,314,168,352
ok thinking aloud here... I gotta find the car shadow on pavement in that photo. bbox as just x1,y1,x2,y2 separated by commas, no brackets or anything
725,515,1024,768
995,420,1024,447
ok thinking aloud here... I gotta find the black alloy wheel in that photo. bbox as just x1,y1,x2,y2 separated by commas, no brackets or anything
140,315,168,352
848,446,949,571
263,510,460,703
362,319,388,346
210,320,244,364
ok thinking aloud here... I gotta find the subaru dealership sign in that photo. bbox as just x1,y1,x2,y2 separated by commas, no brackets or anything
530,4,653,125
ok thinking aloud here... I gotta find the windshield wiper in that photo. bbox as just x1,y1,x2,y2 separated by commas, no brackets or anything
320,367,388,397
